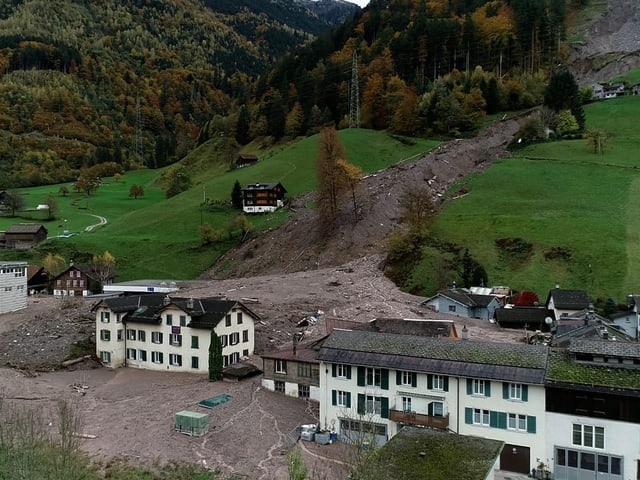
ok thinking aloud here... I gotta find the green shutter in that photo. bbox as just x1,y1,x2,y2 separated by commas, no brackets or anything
427,374,433,389
466,379,472,394
490,411,498,428
332,390,336,406
381,369,389,390
498,412,507,429
428,402,434,416
357,366,365,386
411,372,417,388
396,371,401,385
443,376,449,392
503,382,509,399
381,397,389,419
485,381,491,397
522,384,529,402
346,365,352,380
332,364,336,377
346,392,351,408
465,407,473,424
527,416,536,433
357,394,365,415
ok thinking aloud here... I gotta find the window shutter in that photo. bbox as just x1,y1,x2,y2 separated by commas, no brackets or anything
443,376,449,392
498,412,507,429
466,379,472,395
527,416,536,433
503,382,509,399
485,381,491,397
357,394,365,415
357,367,365,386
346,392,351,408
522,384,529,402
428,402,434,416
396,371,401,385
490,411,498,428
381,397,389,419
381,369,389,390
465,407,473,424
411,372,417,388
346,365,352,380
332,364,336,377
332,390,337,406
427,374,433,389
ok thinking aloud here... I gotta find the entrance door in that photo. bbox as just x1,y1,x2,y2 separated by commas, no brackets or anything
500,444,531,474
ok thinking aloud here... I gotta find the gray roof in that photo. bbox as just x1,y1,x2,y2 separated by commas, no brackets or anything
6,223,47,234
569,338,640,358
358,318,456,337
425,289,498,308
318,330,548,384
546,289,590,310
495,307,554,327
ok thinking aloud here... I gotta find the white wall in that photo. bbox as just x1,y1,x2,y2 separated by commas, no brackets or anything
0,262,27,314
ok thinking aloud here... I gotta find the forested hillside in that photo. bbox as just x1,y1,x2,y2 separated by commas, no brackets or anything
0,0,355,188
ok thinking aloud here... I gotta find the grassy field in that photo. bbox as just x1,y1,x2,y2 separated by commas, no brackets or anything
0,130,437,281
409,95,640,303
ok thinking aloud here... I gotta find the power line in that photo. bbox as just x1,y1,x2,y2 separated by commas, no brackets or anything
349,50,360,128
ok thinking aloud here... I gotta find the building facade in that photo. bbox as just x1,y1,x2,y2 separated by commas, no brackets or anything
317,329,548,474
262,340,322,401
241,182,286,213
94,295,258,374
0,261,27,313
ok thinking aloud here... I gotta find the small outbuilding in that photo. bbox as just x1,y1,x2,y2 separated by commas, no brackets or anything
174,410,209,436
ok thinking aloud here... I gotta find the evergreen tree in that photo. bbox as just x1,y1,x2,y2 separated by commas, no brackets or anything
209,330,223,382
544,70,585,129
231,180,243,210
236,105,251,145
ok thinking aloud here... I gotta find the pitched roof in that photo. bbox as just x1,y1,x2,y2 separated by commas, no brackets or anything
425,289,497,308
318,330,548,384
241,182,287,193
546,288,590,310
359,317,457,337
569,338,640,358
495,307,554,327
6,223,47,234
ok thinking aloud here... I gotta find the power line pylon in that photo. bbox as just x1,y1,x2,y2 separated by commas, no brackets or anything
349,50,360,128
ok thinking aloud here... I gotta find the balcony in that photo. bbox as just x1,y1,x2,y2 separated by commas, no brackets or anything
389,410,449,430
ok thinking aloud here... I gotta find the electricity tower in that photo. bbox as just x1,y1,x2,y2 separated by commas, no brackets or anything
349,50,360,128
134,96,144,159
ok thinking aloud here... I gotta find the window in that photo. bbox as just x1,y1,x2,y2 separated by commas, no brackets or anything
275,381,285,393
431,401,444,417
138,350,147,362
509,383,522,400
191,336,199,348
220,335,228,347
237,312,243,324
400,371,415,386
336,364,349,378
101,311,110,323
223,355,229,367
448,305,456,312
100,351,111,363
179,315,186,327
117,329,123,341
473,408,490,426
191,357,199,369
275,359,287,374
336,391,350,407
242,329,249,343
170,333,182,346
402,396,412,412
365,395,382,415
508,413,527,431
127,329,136,340
169,353,182,366
432,375,444,390
151,332,163,344
126,348,137,360
366,367,381,387
100,330,111,341
243,349,249,357
298,385,310,399
298,363,312,377
471,379,488,396
166,314,173,326
573,424,604,448
230,352,240,364
79,280,85,288
152,351,163,364
116,314,122,323
137,330,145,342
225,314,231,327
230,332,240,345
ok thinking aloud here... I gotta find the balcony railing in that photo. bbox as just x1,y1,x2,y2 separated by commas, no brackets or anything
389,410,449,430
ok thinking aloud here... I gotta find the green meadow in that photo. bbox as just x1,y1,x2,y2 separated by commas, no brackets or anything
410,95,640,302
0,130,436,281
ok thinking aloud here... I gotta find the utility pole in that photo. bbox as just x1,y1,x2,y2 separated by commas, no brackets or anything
135,96,144,159
349,50,360,128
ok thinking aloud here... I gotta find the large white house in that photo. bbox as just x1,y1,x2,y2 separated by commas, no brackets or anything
317,329,548,475
93,294,259,373
0,261,27,314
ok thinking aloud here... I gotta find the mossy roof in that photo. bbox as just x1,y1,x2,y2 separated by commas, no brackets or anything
546,350,640,393
374,427,503,480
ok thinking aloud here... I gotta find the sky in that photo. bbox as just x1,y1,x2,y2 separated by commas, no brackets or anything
345,0,370,7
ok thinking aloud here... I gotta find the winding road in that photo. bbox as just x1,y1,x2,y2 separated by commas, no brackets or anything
84,214,107,232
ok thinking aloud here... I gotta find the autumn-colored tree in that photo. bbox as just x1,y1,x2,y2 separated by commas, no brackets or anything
129,184,144,199
399,184,435,229
362,73,388,130
555,109,579,136
43,253,66,280
163,164,191,198
392,88,419,135
43,194,57,220
92,251,116,286
316,126,349,228
513,291,540,306
200,222,214,245
113,173,122,183
59,186,69,197
337,159,363,224
285,101,304,138
585,128,609,155
74,171,100,196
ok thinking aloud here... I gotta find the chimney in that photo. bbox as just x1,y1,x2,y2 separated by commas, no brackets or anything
461,325,469,340
293,333,298,355
186,297,194,309
163,295,170,306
